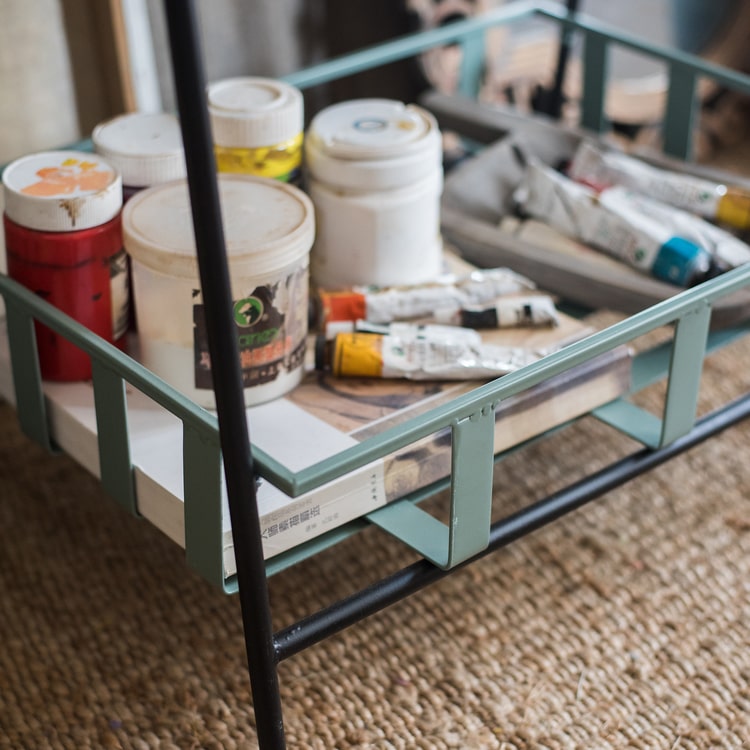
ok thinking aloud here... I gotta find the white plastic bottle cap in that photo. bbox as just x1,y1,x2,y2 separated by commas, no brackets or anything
207,77,304,148
122,174,315,278
2,150,122,232
305,99,442,190
307,98,438,159
92,112,187,187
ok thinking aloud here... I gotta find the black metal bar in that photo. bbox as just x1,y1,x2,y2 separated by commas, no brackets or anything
531,0,580,118
161,2,286,748
275,391,750,661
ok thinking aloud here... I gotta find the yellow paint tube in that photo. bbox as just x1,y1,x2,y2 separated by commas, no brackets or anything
315,324,539,380
569,140,750,231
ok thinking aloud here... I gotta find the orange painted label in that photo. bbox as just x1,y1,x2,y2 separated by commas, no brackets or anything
21,158,113,197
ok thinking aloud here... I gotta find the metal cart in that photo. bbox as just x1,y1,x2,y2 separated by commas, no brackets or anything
3,2,750,747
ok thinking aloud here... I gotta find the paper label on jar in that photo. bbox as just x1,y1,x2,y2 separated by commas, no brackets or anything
192,263,308,390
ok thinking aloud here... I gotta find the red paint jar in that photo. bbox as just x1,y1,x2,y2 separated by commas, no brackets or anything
2,151,128,381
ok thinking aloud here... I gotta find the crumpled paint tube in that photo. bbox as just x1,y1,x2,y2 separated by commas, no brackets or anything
432,293,559,328
315,267,536,326
601,187,750,270
515,160,716,287
315,323,540,380
568,140,750,231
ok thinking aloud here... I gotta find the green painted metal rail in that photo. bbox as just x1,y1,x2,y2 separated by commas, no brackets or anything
3,0,750,585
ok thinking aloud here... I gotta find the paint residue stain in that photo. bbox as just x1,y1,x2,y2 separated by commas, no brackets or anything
21,158,112,197
59,197,85,227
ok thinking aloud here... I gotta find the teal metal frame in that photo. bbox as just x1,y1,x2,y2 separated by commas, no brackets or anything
5,3,750,747
3,0,750,587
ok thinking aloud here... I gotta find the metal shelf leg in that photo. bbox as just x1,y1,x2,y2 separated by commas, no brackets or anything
162,2,286,747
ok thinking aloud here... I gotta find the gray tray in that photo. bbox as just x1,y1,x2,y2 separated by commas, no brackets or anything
428,92,750,329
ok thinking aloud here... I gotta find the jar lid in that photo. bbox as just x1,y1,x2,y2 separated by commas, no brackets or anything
92,112,187,187
122,174,315,279
307,99,439,161
2,150,122,232
207,77,304,148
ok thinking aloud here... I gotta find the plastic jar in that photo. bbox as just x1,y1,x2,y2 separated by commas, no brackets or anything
305,98,444,289
207,77,304,183
122,174,315,409
92,112,186,200
2,151,127,381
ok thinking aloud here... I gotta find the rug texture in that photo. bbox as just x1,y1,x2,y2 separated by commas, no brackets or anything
1,309,749,750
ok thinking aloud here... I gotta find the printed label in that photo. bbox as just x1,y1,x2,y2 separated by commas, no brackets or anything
110,248,130,340
193,264,308,390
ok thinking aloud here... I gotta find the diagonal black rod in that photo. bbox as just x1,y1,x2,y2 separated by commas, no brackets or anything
275,391,750,661
532,0,580,118
162,2,286,747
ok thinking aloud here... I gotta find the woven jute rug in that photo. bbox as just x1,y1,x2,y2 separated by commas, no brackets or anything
1,310,750,750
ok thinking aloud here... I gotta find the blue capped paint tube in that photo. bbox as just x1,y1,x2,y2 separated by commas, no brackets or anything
516,160,718,287
600,186,750,271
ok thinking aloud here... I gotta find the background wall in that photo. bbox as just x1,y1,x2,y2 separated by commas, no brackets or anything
0,0,679,167
0,0,80,164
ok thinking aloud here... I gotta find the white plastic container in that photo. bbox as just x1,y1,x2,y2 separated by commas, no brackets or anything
305,98,444,289
122,174,315,409
92,112,186,196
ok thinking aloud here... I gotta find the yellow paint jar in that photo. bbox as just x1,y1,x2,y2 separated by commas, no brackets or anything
207,77,304,183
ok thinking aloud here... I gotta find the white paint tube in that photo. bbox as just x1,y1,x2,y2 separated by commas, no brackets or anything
568,141,725,218
432,294,560,328
516,160,715,287
568,140,750,231
315,325,540,380
323,320,484,342
315,267,536,326
601,186,750,270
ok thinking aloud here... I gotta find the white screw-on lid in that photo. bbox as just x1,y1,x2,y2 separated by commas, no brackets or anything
2,150,122,231
92,112,187,187
122,174,315,279
207,77,304,149
307,99,440,160
305,99,442,190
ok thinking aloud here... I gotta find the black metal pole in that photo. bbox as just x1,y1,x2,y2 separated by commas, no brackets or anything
162,2,286,747
532,0,580,119
275,390,750,661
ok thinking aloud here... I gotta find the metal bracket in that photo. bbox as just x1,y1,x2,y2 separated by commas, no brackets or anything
183,422,227,589
4,300,56,453
594,302,711,448
91,358,137,516
367,404,496,569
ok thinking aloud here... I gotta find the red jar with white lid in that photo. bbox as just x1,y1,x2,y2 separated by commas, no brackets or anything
2,150,128,381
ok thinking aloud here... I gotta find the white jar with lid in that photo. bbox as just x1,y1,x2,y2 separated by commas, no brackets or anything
122,174,315,409
92,112,187,199
305,98,444,289
207,77,304,183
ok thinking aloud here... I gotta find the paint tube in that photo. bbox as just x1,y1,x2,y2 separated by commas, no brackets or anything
568,140,750,231
601,186,750,270
315,325,539,380
432,294,559,329
322,320,484,341
314,267,536,327
515,160,716,287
